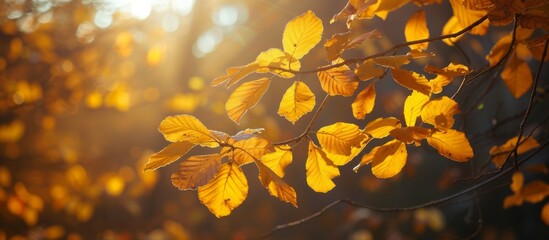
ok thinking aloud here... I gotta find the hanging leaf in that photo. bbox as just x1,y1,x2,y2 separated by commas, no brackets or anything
373,55,412,69
198,163,248,217
225,137,271,166
364,117,402,139
448,0,489,36
424,63,470,77
405,10,430,51
490,136,540,168
211,63,259,87
325,137,372,166
317,64,359,96
391,69,432,96
225,78,271,124
283,10,323,59
501,55,533,99
486,34,512,66
145,141,195,171
427,129,473,162
441,16,463,45
324,32,351,61
171,154,222,190
403,90,430,127
389,127,432,145
158,115,218,147
278,81,316,124
306,141,340,193
355,140,408,179
352,83,376,119
355,59,385,81
260,145,293,177
256,161,298,207
256,48,301,78
511,171,524,194
317,122,365,156
420,96,460,130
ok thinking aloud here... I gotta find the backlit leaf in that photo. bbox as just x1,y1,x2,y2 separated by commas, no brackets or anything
501,56,533,98
171,154,222,190
159,115,218,147
256,161,298,207
424,63,470,77
391,69,432,96
373,55,412,69
324,32,351,61
503,194,523,208
318,64,358,96
364,117,402,139
278,81,316,124
449,0,489,35
211,63,259,87
325,137,372,166
355,140,407,179
256,48,301,78
306,141,340,193
198,163,248,218
441,16,463,45
352,83,376,119
145,141,195,171
427,129,473,162
225,78,271,124
420,96,460,130
389,127,432,145
355,59,384,81
317,122,365,156
260,145,293,177
228,137,272,166
331,0,380,25
486,34,512,66
283,10,323,59
403,90,430,127
489,136,540,168
405,10,430,51
522,181,549,203
511,171,524,193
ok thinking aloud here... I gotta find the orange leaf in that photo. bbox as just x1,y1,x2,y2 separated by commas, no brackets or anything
424,63,470,77
403,90,430,127
489,136,540,168
171,154,222,190
158,115,218,147
226,137,271,166
374,55,412,69
522,180,549,203
486,34,512,66
510,171,524,194
420,96,460,130
225,78,271,124
324,32,351,61
501,56,533,98
325,137,372,166
256,48,301,78
211,63,259,87
256,161,298,207
404,10,430,51
427,129,473,162
441,16,463,46
352,83,376,119
283,10,323,60
278,81,316,124
306,141,340,193
317,122,365,156
260,145,293,177
449,0,489,36
355,140,407,179
391,69,432,96
145,141,195,171
198,163,248,217
317,64,359,96
355,59,385,81
389,127,432,145
542,203,549,226
364,117,402,139
503,194,523,209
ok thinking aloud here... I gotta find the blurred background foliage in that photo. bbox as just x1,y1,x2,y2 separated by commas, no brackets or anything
0,0,548,239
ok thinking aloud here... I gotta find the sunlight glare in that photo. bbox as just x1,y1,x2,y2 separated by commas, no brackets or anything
172,0,195,16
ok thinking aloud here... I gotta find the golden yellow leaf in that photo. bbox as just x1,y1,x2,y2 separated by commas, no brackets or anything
542,203,549,226
430,75,452,94
501,56,533,98
324,32,352,61
260,145,293,177
198,163,248,218
424,63,470,77
364,117,402,139
522,181,549,203
278,81,316,124
490,136,540,168
158,115,218,147
389,127,432,145
317,122,365,156
306,141,340,193
171,154,222,190
449,0,489,35
225,78,271,124
347,29,382,49
511,171,524,193
352,83,376,119
283,10,323,59
256,161,298,207
403,90,430,127
486,34,512,66
355,140,408,179
325,136,372,166
391,69,432,96
317,64,358,96
256,48,301,78
226,137,271,166
145,141,195,171
441,16,463,46
420,96,460,130
373,55,412,69
427,129,473,162
331,0,380,25
211,62,259,87
355,59,385,81
405,10,430,51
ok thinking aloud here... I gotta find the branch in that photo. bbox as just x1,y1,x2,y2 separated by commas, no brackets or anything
262,139,549,238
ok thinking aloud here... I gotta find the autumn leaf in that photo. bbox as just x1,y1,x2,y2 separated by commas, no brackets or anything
420,96,460,130
283,10,323,60
306,141,340,193
352,83,376,119
317,64,358,96
171,154,222,190
441,16,464,45
145,141,195,171
486,33,512,66
354,140,408,179
510,171,524,193
449,0,489,36
260,145,293,177
198,163,248,218
225,137,271,166
256,48,301,78
501,55,533,98
225,78,271,124
355,59,384,81
373,55,412,69
522,181,549,204
424,63,470,77
278,81,316,124
405,10,430,51
403,90,430,127
324,30,382,61
317,122,365,156
490,136,540,168
364,117,402,139
256,161,298,207
331,0,380,25
427,129,473,162
391,69,432,96
389,126,432,145
211,63,259,87
158,115,218,147
325,137,372,166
